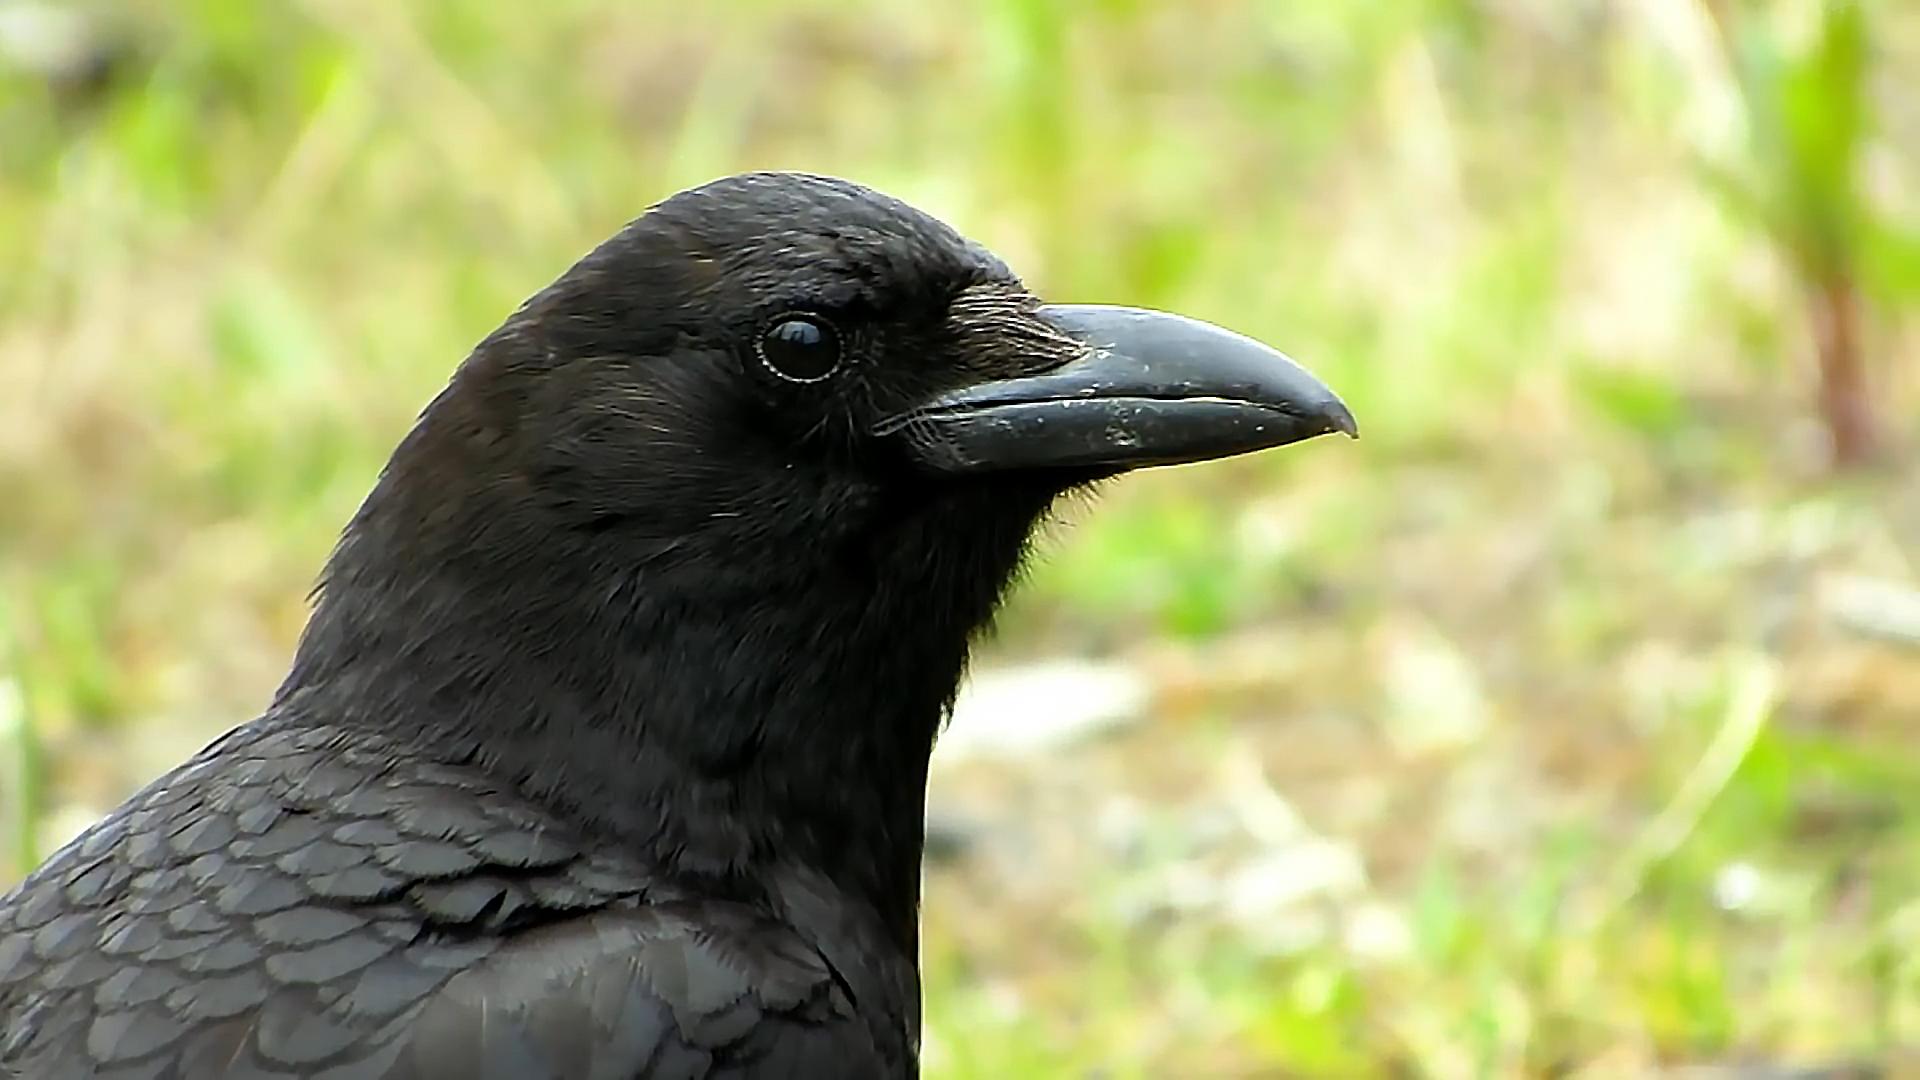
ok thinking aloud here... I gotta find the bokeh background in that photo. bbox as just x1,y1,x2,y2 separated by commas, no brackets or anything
3,0,1919,1075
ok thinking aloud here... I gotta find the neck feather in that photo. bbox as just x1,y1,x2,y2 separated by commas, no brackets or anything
279,410,1055,948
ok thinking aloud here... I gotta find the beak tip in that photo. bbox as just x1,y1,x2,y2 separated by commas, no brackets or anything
1320,399,1359,440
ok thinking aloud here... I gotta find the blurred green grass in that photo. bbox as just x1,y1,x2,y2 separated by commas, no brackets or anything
2,0,1919,1075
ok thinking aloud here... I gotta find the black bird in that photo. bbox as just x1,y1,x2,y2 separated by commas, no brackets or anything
0,172,1354,1079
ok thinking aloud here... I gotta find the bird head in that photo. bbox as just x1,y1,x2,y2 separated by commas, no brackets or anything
470,171,1353,553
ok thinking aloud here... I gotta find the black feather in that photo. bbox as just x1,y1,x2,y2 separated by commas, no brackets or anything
0,172,1092,1078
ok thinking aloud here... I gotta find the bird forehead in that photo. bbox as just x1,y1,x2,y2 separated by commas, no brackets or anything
650,173,1011,304
729,227,975,297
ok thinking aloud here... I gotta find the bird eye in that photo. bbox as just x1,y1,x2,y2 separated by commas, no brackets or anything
756,315,842,383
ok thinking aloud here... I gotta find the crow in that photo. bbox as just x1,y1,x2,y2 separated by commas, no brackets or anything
0,171,1354,1079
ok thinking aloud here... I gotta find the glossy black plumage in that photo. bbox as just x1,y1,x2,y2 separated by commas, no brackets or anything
0,719,891,1078
1,171,1351,1079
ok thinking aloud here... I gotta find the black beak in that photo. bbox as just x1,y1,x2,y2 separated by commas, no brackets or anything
881,304,1357,474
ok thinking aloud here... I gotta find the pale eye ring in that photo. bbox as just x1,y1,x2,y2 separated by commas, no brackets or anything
756,314,842,383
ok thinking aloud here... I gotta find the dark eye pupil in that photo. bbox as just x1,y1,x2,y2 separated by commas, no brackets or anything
759,316,840,382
